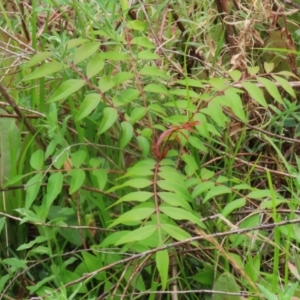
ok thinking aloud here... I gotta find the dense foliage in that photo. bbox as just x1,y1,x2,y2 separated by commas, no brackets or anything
1,0,300,299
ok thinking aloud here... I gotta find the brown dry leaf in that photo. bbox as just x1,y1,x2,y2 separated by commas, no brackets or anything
230,121,244,137
230,52,247,71
63,157,72,173
252,29,264,46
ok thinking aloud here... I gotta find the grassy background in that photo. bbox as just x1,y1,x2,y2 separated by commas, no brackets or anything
1,0,300,299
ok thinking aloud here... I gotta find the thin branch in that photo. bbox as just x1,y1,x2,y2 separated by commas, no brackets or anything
47,217,300,295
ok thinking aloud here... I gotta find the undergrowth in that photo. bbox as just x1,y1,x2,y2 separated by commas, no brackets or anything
1,0,300,299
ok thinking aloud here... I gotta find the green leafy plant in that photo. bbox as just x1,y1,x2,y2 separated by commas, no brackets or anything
1,0,300,299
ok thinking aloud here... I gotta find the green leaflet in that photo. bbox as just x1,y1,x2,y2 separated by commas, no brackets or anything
161,223,191,241
46,172,63,210
69,169,85,194
159,205,206,229
108,207,155,228
242,81,268,107
97,107,118,135
115,225,157,245
156,250,169,290
48,79,86,103
74,41,101,64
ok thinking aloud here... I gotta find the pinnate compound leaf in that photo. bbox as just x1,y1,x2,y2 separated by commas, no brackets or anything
48,79,86,102
130,159,156,169
182,154,199,174
158,166,185,182
203,185,231,203
108,207,155,228
121,166,153,178
74,41,101,64
126,168,152,179
157,180,192,202
156,250,169,290
194,113,209,138
221,198,246,218
158,192,191,211
203,102,227,128
144,84,169,94
46,172,63,210
97,107,118,135
257,77,283,104
86,55,105,79
69,169,85,194
212,272,240,300
122,178,153,188
242,81,268,107
192,181,215,199
161,223,191,241
130,37,155,48
127,20,147,31
100,231,130,247
23,52,53,69
271,74,296,98
112,191,153,206
224,90,247,122
76,93,101,121
115,225,157,245
120,121,133,148
23,61,64,80
140,66,169,78
159,205,206,229
25,173,43,210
